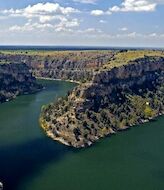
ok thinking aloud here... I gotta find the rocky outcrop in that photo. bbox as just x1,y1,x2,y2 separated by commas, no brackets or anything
0,63,42,103
85,56,164,102
40,55,164,148
0,51,116,82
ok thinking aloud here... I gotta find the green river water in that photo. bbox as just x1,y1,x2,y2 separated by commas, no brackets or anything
0,80,164,190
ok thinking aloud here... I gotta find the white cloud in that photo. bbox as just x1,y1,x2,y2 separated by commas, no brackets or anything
73,0,97,4
0,1,164,47
99,20,107,23
2,2,80,32
91,9,111,16
113,31,164,39
55,18,80,32
1,3,79,20
82,28,102,34
90,0,164,16
9,17,80,33
39,15,54,23
69,29,164,43
109,0,156,12
148,32,157,37
9,22,53,32
119,27,128,31
127,32,137,37
91,10,104,16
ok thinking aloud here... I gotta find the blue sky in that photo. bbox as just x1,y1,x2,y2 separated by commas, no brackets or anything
0,0,164,47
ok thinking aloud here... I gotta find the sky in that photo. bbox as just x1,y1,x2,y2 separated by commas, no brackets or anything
0,0,164,47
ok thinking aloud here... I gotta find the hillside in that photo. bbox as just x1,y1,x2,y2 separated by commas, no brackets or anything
0,50,118,82
0,63,42,103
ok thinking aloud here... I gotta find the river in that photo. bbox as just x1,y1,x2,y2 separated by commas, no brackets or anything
0,80,164,190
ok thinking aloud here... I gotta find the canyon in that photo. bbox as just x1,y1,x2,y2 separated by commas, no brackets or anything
0,49,164,147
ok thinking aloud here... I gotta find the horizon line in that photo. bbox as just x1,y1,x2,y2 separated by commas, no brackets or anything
0,45,163,50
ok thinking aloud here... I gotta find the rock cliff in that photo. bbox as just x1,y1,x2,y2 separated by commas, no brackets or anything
0,50,117,82
0,63,42,103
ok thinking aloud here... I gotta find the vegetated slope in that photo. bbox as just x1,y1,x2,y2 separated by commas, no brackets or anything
0,63,42,103
0,50,117,82
40,50,164,148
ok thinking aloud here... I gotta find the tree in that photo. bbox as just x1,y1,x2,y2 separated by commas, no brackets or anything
144,105,155,119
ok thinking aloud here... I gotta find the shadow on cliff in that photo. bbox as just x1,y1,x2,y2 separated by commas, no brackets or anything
0,137,71,190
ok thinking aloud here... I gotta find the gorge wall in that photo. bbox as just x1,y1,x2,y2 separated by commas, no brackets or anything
0,50,116,82
0,63,42,103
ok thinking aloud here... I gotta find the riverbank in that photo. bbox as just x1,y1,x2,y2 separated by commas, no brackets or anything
35,77,81,85
40,111,164,148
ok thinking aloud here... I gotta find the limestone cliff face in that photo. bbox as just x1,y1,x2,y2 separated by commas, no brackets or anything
0,51,116,82
0,63,42,103
40,56,164,148
84,56,164,103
